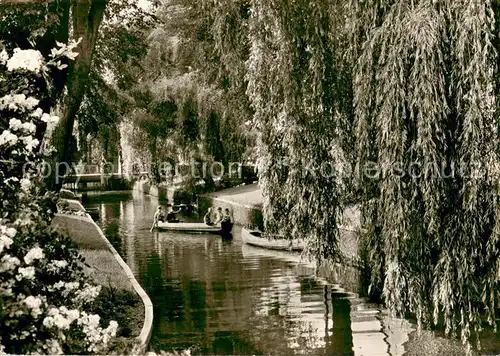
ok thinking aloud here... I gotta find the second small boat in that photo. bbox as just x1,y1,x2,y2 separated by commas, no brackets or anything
241,227,304,251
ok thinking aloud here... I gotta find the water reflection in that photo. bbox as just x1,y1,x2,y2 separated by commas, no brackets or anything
85,193,499,356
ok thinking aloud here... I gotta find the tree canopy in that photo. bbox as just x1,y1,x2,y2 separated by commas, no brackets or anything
351,0,500,348
135,0,252,167
2,0,498,351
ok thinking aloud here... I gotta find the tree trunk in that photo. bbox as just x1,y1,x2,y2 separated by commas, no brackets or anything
50,0,107,191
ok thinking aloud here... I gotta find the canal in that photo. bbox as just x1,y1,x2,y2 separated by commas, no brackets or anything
85,191,499,355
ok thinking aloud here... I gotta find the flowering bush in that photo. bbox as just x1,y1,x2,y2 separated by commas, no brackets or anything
0,42,120,354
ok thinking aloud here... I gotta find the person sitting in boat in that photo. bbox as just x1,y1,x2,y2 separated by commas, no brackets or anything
155,206,165,222
214,207,224,226
166,205,181,223
204,207,214,226
220,208,234,235
150,206,165,231
223,208,233,223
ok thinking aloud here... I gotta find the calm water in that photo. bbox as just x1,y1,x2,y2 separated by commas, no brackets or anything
86,191,499,356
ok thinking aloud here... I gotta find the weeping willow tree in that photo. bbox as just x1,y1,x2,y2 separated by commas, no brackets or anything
351,0,500,350
246,0,353,263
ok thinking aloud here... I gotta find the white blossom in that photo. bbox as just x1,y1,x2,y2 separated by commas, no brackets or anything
24,296,43,318
30,107,43,118
9,118,23,131
0,130,18,147
21,121,36,134
76,311,117,353
42,316,53,328
40,113,60,125
78,312,100,329
0,227,15,253
1,287,13,296
24,96,39,109
53,281,66,289
0,40,121,355
65,281,79,291
17,266,36,280
47,307,59,317
8,119,36,135
0,255,20,273
0,234,13,254
0,94,39,112
24,246,44,264
53,281,80,295
52,260,68,269
75,284,101,304
45,306,81,327
20,178,31,192
6,48,43,73
53,313,71,330
45,339,63,355
0,50,8,65
50,39,81,61
66,309,79,323
4,227,16,238
21,136,39,152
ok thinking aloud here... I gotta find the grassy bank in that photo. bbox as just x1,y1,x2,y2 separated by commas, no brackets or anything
52,211,146,354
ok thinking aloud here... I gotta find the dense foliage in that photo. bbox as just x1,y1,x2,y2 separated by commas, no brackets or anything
246,0,352,264
245,0,500,351
350,0,500,349
69,0,254,183
0,40,119,354
133,0,253,168
74,0,155,165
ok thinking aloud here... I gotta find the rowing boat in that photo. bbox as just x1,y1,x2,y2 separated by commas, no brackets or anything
155,221,233,234
241,227,305,251
241,243,316,267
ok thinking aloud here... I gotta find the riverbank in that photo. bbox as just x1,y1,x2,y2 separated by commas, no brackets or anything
52,200,153,354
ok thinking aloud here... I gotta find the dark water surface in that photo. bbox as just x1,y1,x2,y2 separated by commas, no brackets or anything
86,191,499,355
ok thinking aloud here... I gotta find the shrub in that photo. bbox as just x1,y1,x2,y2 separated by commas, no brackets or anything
173,189,194,205
0,42,120,354
90,287,140,339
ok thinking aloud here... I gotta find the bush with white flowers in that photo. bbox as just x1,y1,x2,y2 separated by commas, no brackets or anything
0,41,120,354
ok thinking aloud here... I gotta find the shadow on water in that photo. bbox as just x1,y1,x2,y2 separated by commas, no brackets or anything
86,193,500,356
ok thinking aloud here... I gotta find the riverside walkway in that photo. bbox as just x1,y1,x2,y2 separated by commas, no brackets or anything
209,183,263,208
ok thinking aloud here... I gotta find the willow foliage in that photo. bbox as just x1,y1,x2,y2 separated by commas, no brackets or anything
351,0,500,349
246,0,352,263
